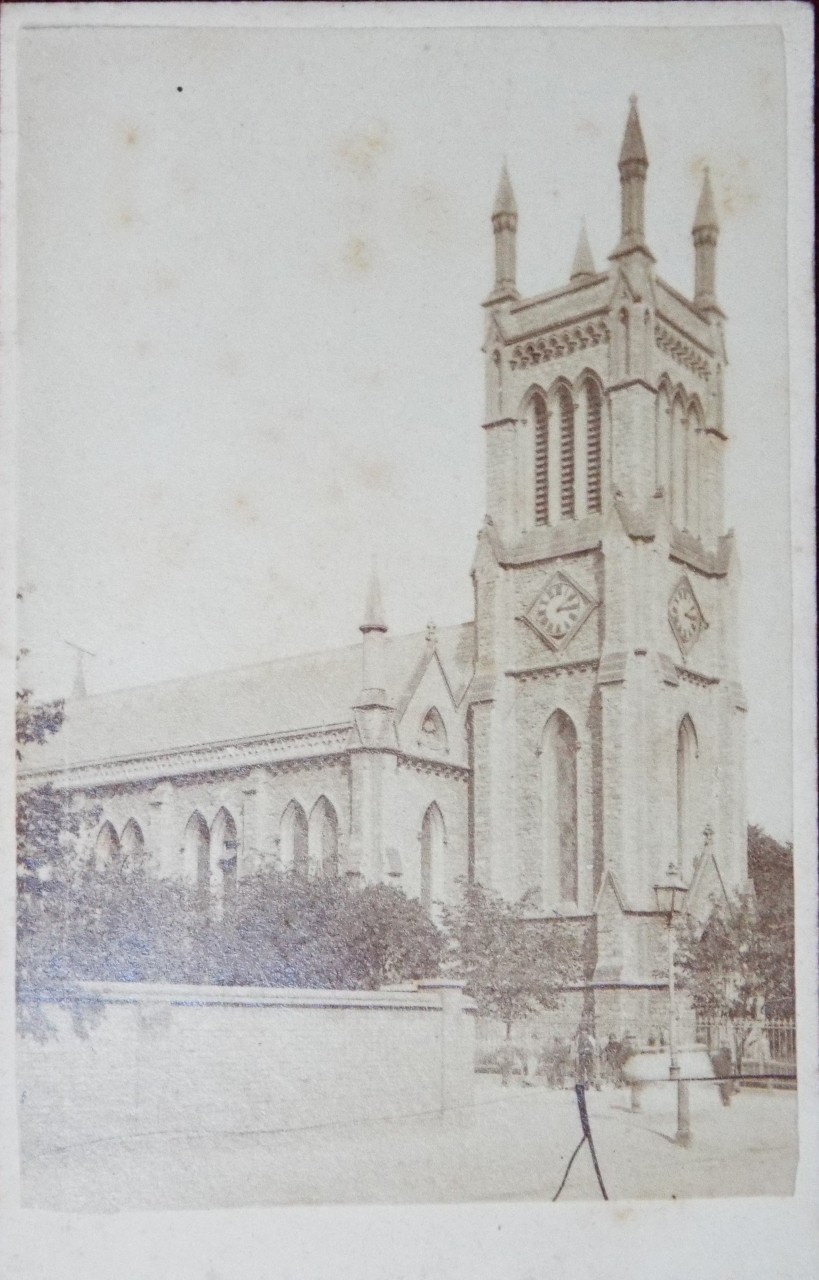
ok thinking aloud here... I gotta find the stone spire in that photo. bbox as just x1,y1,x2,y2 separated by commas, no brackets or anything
692,167,720,311
360,563,388,697
488,162,519,303
493,162,517,218
615,96,649,253
361,563,387,635
619,95,648,167
570,221,596,282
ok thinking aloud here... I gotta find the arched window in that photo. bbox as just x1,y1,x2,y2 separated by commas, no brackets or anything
210,807,239,909
579,378,603,515
542,710,579,905
677,716,699,877
183,811,210,889
281,801,309,876
670,392,686,528
419,706,448,755
655,382,672,498
620,308,631,377
94,820,120,866
308,797,340,878
557,385,575,519
532,392,550,526
419,802,445,914
120,819,145,872
686,401,703,535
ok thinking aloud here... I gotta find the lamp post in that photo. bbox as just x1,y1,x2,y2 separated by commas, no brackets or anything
654,860,691,1147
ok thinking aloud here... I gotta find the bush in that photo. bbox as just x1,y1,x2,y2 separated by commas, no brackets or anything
17,861,445,1008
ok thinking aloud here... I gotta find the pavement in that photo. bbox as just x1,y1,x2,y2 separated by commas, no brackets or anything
21,1077,798,1211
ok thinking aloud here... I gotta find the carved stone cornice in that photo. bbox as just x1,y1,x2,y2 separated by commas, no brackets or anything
675,666,719,688
18,724,353,792
655,319,711,379
509,317,609,371
396,754,470,782
506,658,599,683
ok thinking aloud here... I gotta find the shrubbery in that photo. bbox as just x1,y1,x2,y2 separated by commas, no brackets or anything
17,857,445,1006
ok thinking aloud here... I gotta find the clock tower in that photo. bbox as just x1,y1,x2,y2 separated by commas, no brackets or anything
468,101,748,1025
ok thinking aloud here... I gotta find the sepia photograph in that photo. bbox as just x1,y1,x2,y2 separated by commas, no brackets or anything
1,2,815,1269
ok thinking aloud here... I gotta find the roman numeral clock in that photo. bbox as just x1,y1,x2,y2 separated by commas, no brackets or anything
668,577,708,656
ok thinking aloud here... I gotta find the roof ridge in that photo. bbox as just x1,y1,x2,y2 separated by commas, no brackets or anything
60,621,475,704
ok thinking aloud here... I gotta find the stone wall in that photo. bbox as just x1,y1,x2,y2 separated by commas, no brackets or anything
19,980,476,1156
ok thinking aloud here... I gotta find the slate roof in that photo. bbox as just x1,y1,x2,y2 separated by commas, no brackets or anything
22,623,475,773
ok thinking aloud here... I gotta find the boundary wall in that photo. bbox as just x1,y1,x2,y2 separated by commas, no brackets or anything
19,979,476,1154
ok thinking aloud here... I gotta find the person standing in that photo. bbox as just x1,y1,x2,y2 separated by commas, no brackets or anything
576,1025,596,1088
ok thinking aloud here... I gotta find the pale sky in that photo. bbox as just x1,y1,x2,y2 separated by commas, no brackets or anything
15,23,792,840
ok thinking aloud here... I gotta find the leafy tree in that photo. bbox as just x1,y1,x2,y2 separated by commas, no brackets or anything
19,863,445,996
674,825,795,1071
440,881,582,1038
15,674,101,1038
747,825,795,1018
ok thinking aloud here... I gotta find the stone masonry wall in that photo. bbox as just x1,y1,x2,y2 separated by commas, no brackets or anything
19,980,476,1156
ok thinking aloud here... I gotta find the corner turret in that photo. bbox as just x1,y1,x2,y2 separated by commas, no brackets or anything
486,162,519,305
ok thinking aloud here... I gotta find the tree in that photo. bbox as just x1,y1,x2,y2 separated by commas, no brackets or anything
440,881,582,1038
18,862,445,996
195,871,445,989
746,824,795,1018
15,678,105,1036
674,825,796,1072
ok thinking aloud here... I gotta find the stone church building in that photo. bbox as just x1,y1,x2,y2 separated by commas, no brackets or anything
20,102,749,1024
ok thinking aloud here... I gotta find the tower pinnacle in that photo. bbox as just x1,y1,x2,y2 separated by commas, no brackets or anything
614,96,650,255
570,221,596,282
692,167,720,311
361,563,387,634
492,162,518,218
693,166,718,232
359,562,388,701
487,161,519,304
619,96,648,166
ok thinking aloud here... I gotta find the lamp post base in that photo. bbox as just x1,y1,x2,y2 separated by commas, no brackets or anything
669,1061,692,1147
675,1078,692,1147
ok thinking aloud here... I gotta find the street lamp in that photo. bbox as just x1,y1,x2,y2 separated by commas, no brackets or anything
654,860,691,1147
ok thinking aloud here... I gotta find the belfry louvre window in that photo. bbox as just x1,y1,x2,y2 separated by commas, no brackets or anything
558,388,575,519
586,382,602,514
534,394,549,525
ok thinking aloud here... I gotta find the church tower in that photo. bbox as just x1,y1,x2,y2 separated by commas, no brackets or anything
469,100,747,1021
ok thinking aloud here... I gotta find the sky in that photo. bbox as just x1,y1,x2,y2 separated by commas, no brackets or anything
15,22,792,839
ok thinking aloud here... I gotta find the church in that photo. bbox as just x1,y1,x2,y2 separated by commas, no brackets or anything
20,100,748,1025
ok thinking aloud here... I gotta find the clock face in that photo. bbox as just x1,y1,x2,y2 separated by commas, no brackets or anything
523,572,595,652
668,578,706,654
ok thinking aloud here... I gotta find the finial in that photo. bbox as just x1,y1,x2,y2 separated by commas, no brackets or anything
693,166,719,232
361,562,387,634
570,221,596,281
619,96,648,167
425,621,437,646
492,161,517,219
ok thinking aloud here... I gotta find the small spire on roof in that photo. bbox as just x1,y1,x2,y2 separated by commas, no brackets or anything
72,651,87,699
570,221,596,281
693,166,719,232
619,95,648,167
65,638,93,699
361,562,387,634
492,161,517,219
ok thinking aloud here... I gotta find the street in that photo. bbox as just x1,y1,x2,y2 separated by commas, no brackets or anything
21,1077,798,1211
